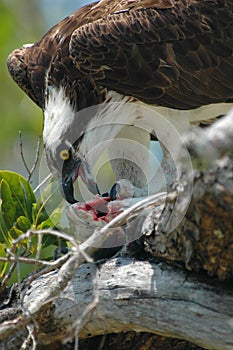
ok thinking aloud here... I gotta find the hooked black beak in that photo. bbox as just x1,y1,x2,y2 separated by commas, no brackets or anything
61,173,77,204
61,159,100,204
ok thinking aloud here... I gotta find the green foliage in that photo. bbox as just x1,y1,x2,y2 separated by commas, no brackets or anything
0,1,43,172
0,171,65,284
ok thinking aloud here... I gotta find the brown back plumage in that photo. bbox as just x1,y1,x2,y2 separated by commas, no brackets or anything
7,0,233,110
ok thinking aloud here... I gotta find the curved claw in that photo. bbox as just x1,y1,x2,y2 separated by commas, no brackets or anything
109,183,118,201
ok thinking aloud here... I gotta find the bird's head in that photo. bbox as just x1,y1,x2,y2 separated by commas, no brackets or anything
43,85,99,203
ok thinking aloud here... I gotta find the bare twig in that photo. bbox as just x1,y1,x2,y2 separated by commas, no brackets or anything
28,135,41,182
0,261,17,289
21,324,37,350
19,131,30,175
19,132,42,182
24,252,72,288
33,173,52,194
0,255,56,267
6,230,78,259
35,232,43,261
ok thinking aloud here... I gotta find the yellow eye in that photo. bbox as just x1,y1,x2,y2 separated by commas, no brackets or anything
59,149,70,160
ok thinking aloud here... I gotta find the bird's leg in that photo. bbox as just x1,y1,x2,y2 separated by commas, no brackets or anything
108,124,151,189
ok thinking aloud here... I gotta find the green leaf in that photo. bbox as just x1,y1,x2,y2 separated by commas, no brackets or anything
0,243,7,279
34,177,64,227
0,171,68,285
40,244,57,260
0,198,12,245
0,179,16,229
9,226,24,240
38,207,63,230
16,216,31,232
0,171,36,222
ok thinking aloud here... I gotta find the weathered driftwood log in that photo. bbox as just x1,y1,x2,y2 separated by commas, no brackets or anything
1,258,233,350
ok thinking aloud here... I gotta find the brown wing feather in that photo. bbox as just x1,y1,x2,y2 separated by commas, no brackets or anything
70,0,233,109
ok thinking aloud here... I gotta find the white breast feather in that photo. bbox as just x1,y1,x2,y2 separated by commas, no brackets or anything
43,85,76,147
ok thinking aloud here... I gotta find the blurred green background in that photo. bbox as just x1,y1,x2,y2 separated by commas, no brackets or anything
0,0,91,188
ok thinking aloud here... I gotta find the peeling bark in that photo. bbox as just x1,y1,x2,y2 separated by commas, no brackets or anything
144,153,233,279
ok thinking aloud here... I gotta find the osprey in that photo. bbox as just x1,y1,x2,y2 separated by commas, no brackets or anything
7,0,233,204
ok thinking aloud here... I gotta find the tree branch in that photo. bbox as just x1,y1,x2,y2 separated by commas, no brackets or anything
1,258,233,349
